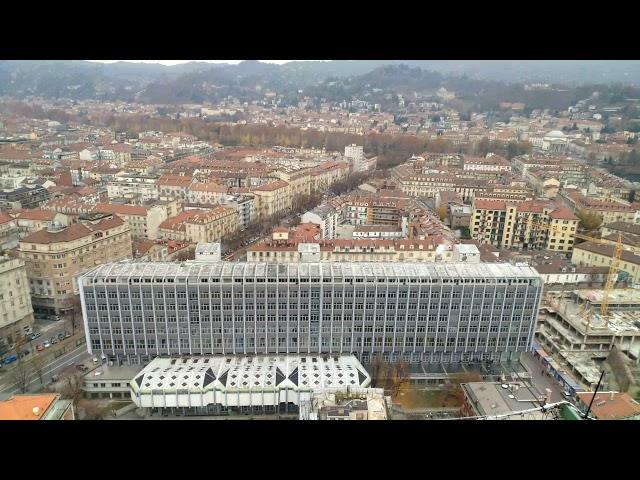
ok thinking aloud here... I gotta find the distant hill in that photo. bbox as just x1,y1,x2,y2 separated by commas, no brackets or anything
1,60,639,104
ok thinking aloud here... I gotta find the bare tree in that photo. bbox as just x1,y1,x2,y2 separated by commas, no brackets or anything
370,356,385,388
68,296,84,337
30,354,49,387
445,372,483,405
77,399,107,420
7,336,32,393
58,369,85,408
9,356,30,393
390,361,411,398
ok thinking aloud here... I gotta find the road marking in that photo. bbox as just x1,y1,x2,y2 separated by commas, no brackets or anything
0,344,90,393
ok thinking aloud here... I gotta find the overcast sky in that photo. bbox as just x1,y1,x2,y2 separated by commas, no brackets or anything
88,60,307,66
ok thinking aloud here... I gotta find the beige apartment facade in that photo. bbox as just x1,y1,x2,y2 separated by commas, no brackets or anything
571,242,640,284
252,180,291,219
17,214,132,315
0,257,34,348
158,208,240,243
93,203,168,240
471,200,578,252
184,207,240,243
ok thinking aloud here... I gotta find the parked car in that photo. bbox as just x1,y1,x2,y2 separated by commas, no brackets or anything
19,350,30,358
50,337,58,345
2,354,17,365
31,332,42,340
43,342,51,348
36,344,44,352
562,391,573,398
58,333,65,341
75,364,88,372
64,332,71,339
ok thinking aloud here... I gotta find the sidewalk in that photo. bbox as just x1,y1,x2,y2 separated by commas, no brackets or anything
519,352,565,403
34,318,66,334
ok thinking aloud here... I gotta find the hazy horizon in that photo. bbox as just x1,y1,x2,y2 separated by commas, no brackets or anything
88,60,317,66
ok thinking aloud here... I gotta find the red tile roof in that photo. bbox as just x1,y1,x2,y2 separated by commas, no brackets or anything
94,203,147,216
549,207,579,221
20,215,125,244
158,174,193,188
190,183,229,193
9,209,57,221
474,199,507,210
0,211,15,225
576,392,640,420
253,180,289,192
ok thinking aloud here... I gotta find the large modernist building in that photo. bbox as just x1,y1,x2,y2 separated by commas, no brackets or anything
79,261,543,365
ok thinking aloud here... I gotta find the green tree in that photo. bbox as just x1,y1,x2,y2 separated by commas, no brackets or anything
576,209,603,232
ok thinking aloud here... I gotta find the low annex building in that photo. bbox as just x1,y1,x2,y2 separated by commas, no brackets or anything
130,354,371,416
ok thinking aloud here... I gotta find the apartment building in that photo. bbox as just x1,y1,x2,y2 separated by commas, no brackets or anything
17,213,133,315
158,174,194,201
0,185,51,210
92,203,168,240
511,155,582,177
0,211,19,250
561,189,637,225
187,182,229,205
133,239,168,262
185,207,239,243
9,209,70,240
391,163,524,202
344,144,366,171
157,208,239,243
302,205,339,239
571,242,640,284
219,195,256,230
471,199,579,252
0,256,34,348
79,261,542,365
309,162,350,192
602,222,640,239
247,231,467,263
271,167,312,200
252,180,291,219
106,174,159,202
462,155,511,173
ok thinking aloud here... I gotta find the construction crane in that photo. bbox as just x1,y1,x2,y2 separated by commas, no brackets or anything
519,218,624,320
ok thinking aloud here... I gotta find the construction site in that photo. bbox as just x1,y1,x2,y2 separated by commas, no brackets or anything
538,288,640,398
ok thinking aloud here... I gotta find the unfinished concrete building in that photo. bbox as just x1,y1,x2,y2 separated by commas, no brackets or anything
537,289,640,389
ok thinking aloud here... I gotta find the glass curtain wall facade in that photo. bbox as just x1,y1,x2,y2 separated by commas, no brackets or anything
79,262,543,365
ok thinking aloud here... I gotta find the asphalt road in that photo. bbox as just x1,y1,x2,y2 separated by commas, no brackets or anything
0,343,92,396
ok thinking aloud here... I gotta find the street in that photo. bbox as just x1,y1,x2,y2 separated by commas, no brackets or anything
27,317,77,352
0,343,92,396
